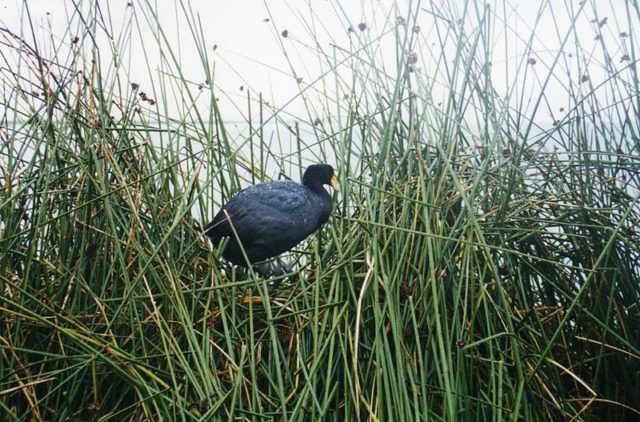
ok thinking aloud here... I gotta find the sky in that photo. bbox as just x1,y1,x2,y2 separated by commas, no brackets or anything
0,0,634,124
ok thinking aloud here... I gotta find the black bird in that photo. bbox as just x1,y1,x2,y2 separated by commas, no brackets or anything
204,164,338,267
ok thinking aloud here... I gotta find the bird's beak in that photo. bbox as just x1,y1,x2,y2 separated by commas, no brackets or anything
330,175,340,191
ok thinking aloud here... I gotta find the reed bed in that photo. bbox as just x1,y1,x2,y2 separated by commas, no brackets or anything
1,0,639,420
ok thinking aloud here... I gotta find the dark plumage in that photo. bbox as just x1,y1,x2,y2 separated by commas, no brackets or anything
204,164,338,267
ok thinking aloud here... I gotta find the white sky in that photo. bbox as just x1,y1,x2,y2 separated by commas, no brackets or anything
1,1,634,124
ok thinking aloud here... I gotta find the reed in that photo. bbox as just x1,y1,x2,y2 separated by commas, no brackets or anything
1,0,638,420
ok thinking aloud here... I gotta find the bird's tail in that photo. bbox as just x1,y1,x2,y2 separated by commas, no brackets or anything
202,221,223,246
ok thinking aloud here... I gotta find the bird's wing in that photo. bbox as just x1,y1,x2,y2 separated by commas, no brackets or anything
205,181,314,244
231,201,310,241
238,181,312,213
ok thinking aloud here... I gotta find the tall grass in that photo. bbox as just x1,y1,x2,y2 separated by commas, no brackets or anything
1,0,639,420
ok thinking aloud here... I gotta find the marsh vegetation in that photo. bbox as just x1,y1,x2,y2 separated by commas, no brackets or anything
1,1,639,420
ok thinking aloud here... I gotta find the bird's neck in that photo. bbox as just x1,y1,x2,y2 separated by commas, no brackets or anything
304,181,329,196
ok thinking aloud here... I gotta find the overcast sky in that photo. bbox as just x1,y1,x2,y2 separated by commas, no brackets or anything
1,1,633,123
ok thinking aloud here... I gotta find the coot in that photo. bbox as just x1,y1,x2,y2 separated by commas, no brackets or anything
204,164,338,267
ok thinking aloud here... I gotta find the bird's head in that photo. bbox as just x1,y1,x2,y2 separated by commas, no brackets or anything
303,164,339,191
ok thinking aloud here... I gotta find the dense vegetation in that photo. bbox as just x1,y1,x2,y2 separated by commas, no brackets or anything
1,1,638,420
